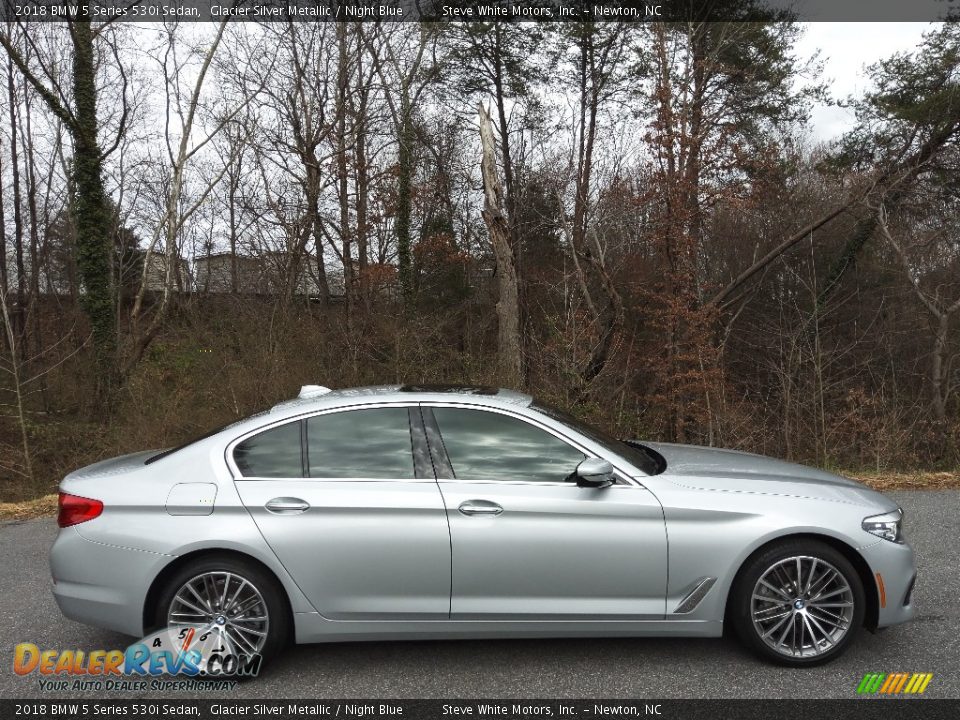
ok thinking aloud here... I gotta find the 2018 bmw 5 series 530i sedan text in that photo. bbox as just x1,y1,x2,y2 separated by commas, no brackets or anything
50,384,916,668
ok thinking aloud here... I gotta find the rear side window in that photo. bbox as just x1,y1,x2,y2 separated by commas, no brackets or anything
234,421,303,478
307,408,414,479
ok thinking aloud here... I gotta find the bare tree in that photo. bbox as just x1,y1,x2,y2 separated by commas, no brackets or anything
0,19,129,394
0,283,32,485
560,23,629,386
128,20,270,369
479,103,521,389
878,203,960,428
363,24,439,300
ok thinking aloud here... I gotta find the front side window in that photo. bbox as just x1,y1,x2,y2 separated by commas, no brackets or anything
531,401,663,476
307,407,414,479
234,421,303,478
432,407,585,483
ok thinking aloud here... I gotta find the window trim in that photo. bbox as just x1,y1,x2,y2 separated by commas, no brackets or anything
408,406,436,480
226,402,429,482
419,402,638,488
420,406,455,480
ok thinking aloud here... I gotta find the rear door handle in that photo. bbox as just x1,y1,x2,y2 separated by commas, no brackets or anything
265,497,310,514
458,500,503,516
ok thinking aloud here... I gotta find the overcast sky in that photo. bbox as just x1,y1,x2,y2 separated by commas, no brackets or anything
797,22,938,141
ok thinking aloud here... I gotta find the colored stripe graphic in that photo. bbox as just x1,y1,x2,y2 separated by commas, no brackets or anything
893,673,910,693
879,674,898,693
857,672,933,695
904,674,922,694
857,673,886,693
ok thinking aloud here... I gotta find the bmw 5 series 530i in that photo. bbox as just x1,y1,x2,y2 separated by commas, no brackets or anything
50,384,916,668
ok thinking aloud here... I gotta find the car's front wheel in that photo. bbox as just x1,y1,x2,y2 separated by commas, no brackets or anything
730,539,865,666
153,554,289,671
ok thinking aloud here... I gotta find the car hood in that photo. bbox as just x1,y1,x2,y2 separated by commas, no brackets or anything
641,441,894,508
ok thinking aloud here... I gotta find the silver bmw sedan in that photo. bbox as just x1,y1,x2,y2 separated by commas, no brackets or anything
50,384,915,668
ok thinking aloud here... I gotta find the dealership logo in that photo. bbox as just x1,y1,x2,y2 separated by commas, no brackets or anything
857,672,934,695
14,626,260,679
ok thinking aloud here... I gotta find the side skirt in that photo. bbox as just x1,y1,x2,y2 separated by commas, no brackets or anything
292,615,723,643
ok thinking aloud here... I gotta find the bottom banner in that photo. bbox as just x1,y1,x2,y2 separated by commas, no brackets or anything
2,699,959,720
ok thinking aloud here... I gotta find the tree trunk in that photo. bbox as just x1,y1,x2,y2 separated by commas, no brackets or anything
396,89,414,300
7,58,26,345
0,151,8,298
336,23,352,318
0,20,117,394
22,95,43,368
491,29,516,248
312,212,331,304
479,103,522,390
70,19,117,390
684,25,707,299
569,30,623,386
932,312,948,424
354,72,370,308
0,285,34,487
229,164,239,294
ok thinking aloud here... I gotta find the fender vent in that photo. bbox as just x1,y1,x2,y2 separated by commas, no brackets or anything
673,577,716,614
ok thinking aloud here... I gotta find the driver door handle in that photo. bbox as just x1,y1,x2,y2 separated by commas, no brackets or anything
458,500,503,517
265,497,310,514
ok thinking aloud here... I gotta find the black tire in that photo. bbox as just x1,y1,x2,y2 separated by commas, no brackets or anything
729,539,865,666
153,554,289,673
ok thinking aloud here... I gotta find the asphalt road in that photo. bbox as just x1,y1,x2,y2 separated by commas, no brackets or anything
1,490,957,700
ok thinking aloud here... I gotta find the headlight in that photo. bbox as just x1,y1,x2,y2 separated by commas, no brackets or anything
862,508,904,543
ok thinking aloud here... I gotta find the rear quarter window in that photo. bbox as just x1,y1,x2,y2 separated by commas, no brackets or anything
234,421,304,478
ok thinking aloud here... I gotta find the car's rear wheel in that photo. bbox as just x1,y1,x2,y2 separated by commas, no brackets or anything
730,540,865,666
154,555,288,670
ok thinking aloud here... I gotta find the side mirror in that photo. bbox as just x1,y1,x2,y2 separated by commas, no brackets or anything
575,458,614,488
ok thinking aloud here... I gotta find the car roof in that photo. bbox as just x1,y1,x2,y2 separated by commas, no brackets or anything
268,384,533,417
144,385,534,467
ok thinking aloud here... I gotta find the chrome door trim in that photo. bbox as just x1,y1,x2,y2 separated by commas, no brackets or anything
235,476,439,484
428,478,633,488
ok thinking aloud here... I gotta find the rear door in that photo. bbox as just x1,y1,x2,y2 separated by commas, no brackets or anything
232,405,451,620
425,405,668,620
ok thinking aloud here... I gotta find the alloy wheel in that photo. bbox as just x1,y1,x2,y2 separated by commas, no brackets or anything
750,555,855,658
166,571,270,656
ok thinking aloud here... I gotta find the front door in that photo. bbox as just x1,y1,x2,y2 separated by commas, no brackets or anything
426,405,668,620
233,406,451,620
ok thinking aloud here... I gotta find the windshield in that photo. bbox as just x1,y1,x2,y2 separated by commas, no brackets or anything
530,401,664,476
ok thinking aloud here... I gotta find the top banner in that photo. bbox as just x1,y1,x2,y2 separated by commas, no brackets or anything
0,0,956,24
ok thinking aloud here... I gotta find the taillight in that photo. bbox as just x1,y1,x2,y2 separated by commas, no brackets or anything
57,492,103,528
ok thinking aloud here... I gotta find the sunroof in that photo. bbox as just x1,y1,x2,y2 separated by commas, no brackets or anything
399,384,499,395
